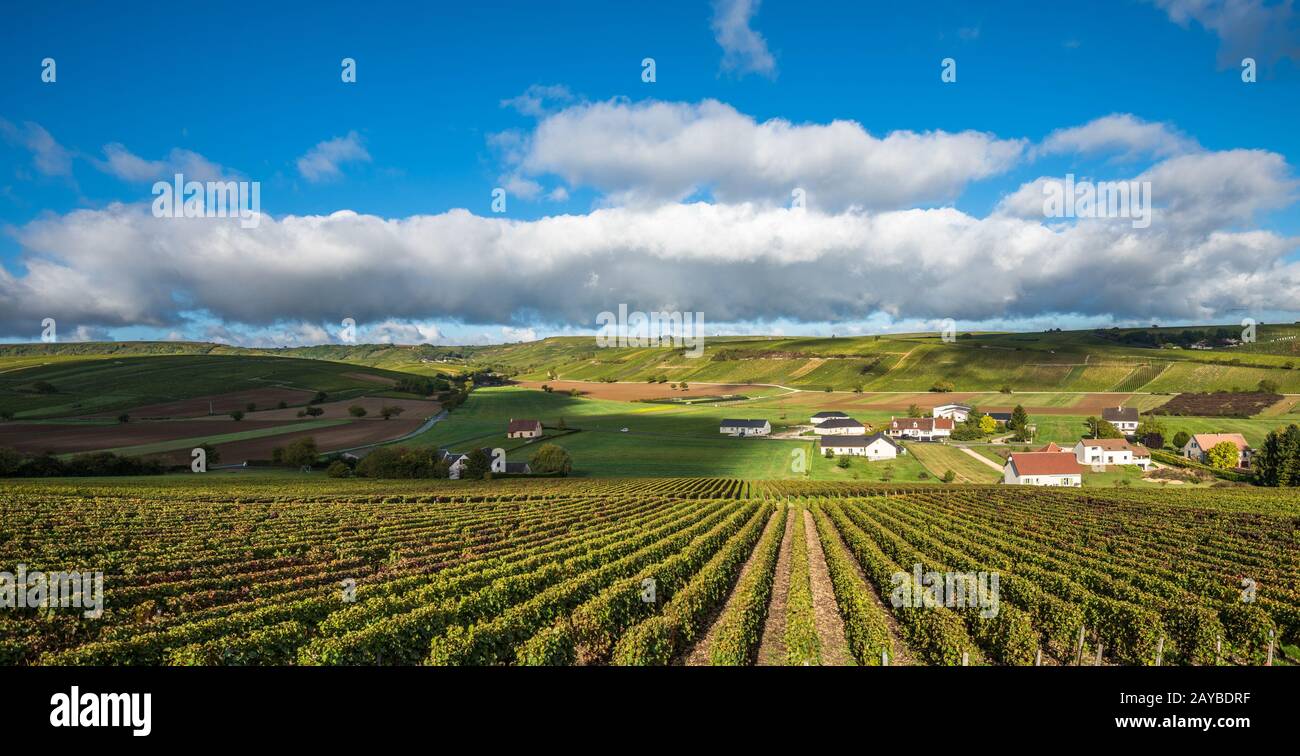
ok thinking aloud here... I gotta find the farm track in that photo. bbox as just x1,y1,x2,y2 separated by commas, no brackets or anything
802,509,853,665
755,510,796,665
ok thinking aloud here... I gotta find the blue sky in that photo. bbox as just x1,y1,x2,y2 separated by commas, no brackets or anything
1,0,1299,345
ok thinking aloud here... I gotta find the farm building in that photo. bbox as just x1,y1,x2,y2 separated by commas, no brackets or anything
507,419,544,439
983,412,1013,424
886,416,954,441
1073,438,1152,469
819,433,903,460
719,419,771,437
932,403,972,422
813,417,868,436
1101,407,1139,436
436,448,531,478
1182,433,1252,468
810,410,850,425
1003,453,1084,487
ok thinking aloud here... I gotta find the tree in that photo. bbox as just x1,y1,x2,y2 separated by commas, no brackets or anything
1085,416,1123,439
942,470,956,483
930,380,954,393
680,382,689,391
462,448,493,480
1009,405,1029,432
379,405,405,420
348,405,368,418
117,414,131,424
310,391,328,404
907,404,922,418
1254,424,1300,486
999,385,1013,394
824,385,833,392
1171,431,1191,450
530,443,573,476
327,460,352,478
1258,379,1280,394
197,443,220,465
1012,427,1034,443
229,410,244,421
1206,441,1239,470
836,455,850,469
978,415,998,434
0,410,13,422
1135,417,1165,443
304,406,324,417
282,437,319,469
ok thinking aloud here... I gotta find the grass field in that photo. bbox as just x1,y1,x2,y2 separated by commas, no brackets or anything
902,442,1001,483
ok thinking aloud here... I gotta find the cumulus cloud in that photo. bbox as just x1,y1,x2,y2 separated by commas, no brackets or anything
711,0,777,77
364,320,443,344
1037,114,1200,160
510,99,1026,210
996,148,1297,231
1,162,1296,340
296,131,371,182
0,119,73,176
1152,0,1300,68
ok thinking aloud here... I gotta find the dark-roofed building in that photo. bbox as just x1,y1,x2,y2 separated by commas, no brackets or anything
1101,407,1139,435
507,418,544,439
819,432,903,460
719,419,771,437
813,417,867,436
810,410,850,425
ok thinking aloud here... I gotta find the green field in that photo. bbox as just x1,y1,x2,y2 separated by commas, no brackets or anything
902,441,1001,483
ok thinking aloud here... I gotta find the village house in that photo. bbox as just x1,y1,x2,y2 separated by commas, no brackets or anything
812,417,868,436
932,403,972,422
1101,407,1139,436
436,448,531,479
810,410,850,425
819,432,904,460
1003,452,1084,487
886,416,954,442
719,419,771,437
1036,442,1070,453
506,418,543,439
1182,433,1252,468
1073,438,1152,469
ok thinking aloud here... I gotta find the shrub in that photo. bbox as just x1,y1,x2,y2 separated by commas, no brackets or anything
530,443,573,476
326,460,352,478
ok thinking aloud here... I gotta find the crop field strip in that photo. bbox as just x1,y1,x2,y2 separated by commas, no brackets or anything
1,478,1296,666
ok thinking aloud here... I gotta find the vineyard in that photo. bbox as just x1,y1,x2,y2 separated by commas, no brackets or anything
1,477,1297,666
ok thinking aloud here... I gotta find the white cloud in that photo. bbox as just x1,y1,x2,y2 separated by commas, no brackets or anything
501,326,539,342
296,131,371,182
363,320,443,344
2,157,1295,339
1153,0,1300,68
1037,114,1199,160
511,99,1026,210
712,0,777,77
0,119,73,176
96,143,231,182
501,84,575,117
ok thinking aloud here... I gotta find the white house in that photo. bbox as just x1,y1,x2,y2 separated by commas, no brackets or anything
507,418,543,439
813,417,868,436
886,416,954,441
810,411,850,425
1073,438,1152,469
1003,452,1084,486
819,433,903,460
932,403,972,422
436,448,527,478
719,419,771,437
1101,407,1140,436
1182,433,1252,468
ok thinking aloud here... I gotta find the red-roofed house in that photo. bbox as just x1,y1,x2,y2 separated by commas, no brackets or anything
1073,438,1152,469
1182,433,1252,468
1003,452,1084,486
887,416,954,442
507,419,543,439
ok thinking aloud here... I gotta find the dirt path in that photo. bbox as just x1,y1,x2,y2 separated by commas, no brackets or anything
802,509,853,666
959,446,1005,473
820,510,914,665
755,509,796,666
682,509,782,666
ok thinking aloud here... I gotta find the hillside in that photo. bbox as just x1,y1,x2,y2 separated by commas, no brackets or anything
472,324,1300,393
